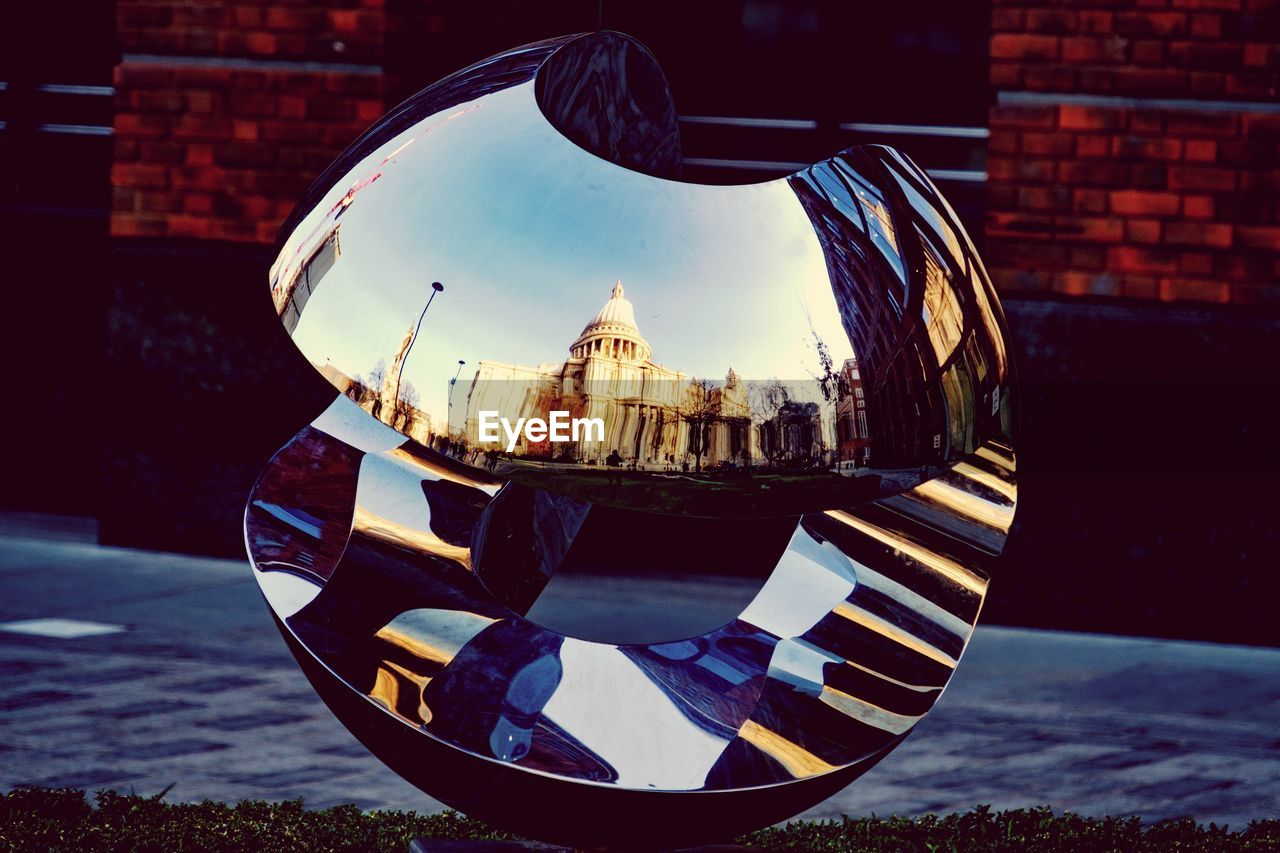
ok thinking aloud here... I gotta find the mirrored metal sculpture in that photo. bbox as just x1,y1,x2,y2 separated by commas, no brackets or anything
246,31,1017,848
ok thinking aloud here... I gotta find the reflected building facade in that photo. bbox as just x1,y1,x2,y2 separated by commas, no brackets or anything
835,357,871,466
464,282,754,470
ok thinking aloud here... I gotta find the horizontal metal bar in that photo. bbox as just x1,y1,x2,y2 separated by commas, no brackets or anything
123,53,383,76
679,115,819,131
0,82,115,96
37,123,114,136
998,90,1280,115
925,169,987,183
838,122,989,139
684,157,989,184
683,156,809,172
37,83,115,97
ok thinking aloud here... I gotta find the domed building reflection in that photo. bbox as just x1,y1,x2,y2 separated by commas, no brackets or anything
462,282,863,474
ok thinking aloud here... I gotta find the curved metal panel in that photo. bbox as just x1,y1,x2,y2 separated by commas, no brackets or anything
248,31,1018,847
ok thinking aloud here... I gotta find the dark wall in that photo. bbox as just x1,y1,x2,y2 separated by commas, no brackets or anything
992,296,1280,648
102,242,332,555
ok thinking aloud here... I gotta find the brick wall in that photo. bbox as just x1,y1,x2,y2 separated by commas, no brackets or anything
987,1,1280,304
111,1,389,243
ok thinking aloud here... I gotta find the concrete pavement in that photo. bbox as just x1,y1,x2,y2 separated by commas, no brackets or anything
1,518,1277,829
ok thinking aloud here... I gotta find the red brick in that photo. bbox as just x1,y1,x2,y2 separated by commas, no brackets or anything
1112,135,1182,160
233,120,260,141
130,91,184,113
1021,132,1074,157
1019,186,1071,211
1115,69,1189,95
1168,41,1242,69
1184,139,1218,161
331,10,361,33
1078,68,1117,93
1026,9,1074,32
1179,252,1214,274
1242,114,1280,139
115,63,172,89
111,214,167,238
1130,163,1168,189
1159,278,1229,303
1131,40,1166,64
1060,105,1125,131
172,65,233,88
1115,11,1188,35
1079,11,1114,32
1236,226,1280,250
1168,165,1237,191
1054,271,1122,297
169,166,223,192
229,91,277,117
1225,72,1280,98
115,141,145,168
988,130,1019,155
167,214,214,239
112,163,168,189
1127,219,1162,243
1189,71,1227,95
274,96,304,120
1130,111,1166,134
1110,190,1181,216
988,34,1059,61
1189,13,1222,36
119,3,171,27
1024,66,1078,90
1230,282,1280,305
1172,0,1240,8
185,144,214,167
1077,135,1112,158
1183,195,1215,218
1073,189,1109,213
1123,276,1161,299
993,8,1026,30
1061,36,1129,64
1166,112,1238,137
112,186,140,212
115,113,169,138
1060,216,1125,242
1108,246,1180,273
1165,221,1233,247
987,212,1055,237
171,115,230,140
986,156,1018,184
1071,246,1107,269
1244,43,1280,67
1059,161,1130,187
1215,253,1273,278
990,62,1024,87
137,190,181,214
246,32,278,55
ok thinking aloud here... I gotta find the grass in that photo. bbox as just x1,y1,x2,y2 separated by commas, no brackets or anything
2,788,1278,851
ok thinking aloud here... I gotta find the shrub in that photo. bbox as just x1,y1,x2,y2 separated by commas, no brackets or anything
1,789,1277,851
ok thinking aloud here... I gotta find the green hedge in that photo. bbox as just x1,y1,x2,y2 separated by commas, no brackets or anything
1,788,1277,851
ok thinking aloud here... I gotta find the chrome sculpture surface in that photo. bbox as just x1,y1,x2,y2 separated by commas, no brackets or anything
246,32,1017,847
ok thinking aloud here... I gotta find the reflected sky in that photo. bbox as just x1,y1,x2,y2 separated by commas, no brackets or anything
281,81,851,428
